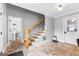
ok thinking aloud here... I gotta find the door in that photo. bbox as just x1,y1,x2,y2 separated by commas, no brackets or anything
0,7,3,52
8,16,13,43
8,16,22,43
63,17,78,45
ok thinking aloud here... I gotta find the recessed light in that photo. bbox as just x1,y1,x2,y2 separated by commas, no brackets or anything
57,4,64,11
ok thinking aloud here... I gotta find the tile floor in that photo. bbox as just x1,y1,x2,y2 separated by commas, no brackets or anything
1,41,79,56
24,41,79,56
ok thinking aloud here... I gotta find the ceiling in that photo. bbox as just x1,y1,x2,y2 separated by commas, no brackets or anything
10,3,79,18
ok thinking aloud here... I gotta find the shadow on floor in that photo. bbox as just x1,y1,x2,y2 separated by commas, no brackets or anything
8,50,24,56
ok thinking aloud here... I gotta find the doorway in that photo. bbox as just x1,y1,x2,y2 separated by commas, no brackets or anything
8,16,22,43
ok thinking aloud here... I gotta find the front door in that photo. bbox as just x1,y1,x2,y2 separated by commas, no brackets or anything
63,17,79,45
0,8,3,52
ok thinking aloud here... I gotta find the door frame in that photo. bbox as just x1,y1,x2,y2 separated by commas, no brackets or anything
63,17,78,45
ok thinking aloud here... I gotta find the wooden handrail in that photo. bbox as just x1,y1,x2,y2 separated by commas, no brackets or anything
30,18,44,31
23,18,44,32
25,18,44,49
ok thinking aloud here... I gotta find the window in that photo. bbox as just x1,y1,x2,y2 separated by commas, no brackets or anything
67,17,77,32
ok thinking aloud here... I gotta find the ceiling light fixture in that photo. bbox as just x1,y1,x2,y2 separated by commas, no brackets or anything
57,4,64,11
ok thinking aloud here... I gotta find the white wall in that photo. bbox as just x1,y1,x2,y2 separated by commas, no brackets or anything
45,16,55,41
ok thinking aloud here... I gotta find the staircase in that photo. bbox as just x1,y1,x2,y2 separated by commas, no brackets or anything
28,31,44,48
5,17,45,54
5,40,24,55
24,17,45,48
30,18,44,31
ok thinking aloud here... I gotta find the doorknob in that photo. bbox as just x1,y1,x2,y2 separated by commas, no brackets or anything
0,32,2,35
0,12,2,15
64,31,66,34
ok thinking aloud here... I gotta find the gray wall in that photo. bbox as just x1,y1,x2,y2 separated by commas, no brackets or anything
0,3,4,52
6,4,44,41
54,17,64,42
45,16,55,41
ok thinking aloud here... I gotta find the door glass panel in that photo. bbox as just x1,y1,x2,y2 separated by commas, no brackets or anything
67,17,77,32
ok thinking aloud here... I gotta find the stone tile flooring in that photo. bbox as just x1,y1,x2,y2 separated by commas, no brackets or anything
25,41,79,56
1,41,79,56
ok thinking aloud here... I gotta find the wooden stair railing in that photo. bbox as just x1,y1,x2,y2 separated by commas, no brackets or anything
5,18,45,53
23,18,44,32
25,18,44,49
30,18,44,31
